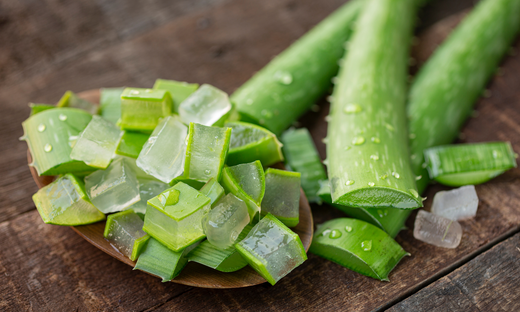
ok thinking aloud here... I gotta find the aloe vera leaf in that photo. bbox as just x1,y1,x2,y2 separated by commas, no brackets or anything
21,108,96,176
120,88,173,133
327,0,422,209
100,87,124,124
281,128,326,204
225,121,284,167
116,131,150,159
183,123,232,183
29,103,55,116
153,79,199,113
310,218,408,281
188,224,253,272
408,0,520,193
103,209,148,260
231,0,364,135
57,90,98,115
424,142,518,187
261,168,300,228
33,174,105,226
199,178,225,206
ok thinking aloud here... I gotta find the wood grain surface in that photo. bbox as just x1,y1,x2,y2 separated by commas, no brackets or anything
1,0,519,311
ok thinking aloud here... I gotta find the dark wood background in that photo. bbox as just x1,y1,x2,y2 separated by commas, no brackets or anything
2,0,520,311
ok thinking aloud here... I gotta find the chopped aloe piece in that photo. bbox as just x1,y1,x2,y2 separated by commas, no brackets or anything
431,185,479,221
310,218,408,281
178,84,232,127
202,193,250,249
33,174,105,226
120,88,173,132
225,121,284,167
188,224,253,272
85,158,140,214
236,214,307,285
134,238,198,282
29,103,55,116
21,108,96,176
261,168,300,227
221,161,265,221
281,128,326,204
153,79,199,113
414,210,462,249
103,209,149,261
199,178,225,206
100,87,124,124
116,131,150,159
117,156,159,181
70,115,123,169
143,182,211,252
183,123,232,183
57,90,98,115
136,116,188,183
424,142,517,187
127,179,169,214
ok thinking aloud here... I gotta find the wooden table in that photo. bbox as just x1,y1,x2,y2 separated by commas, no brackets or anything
1,0,519,310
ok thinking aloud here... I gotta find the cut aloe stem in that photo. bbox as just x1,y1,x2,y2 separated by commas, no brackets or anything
199,178,225,206
100,87,124,124
33,174,105,226
231,0,364,135
153,79,199,113
188,224,253,272
327,0,421,209
57,90,98,115
104,209,150,261
317,180,409,238
236,214,307,285
424,142,517,187
29,103,55,116
310,218,409,281
179,84,232,127
408,0,520,193
134,238,198,282
116,131,150,159
120,88,173,133
225,121,284,167
281,128,326,204
261,168,300,228
221,161,265,221
183,122,232,183
21,108,96,176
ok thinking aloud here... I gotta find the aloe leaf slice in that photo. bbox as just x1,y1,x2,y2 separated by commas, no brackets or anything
29,103,55,116
57,90,99,115
100,87,124,124
116,131,150,159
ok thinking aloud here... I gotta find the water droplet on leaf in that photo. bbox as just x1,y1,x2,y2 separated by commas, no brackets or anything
370,154,379,161
344,104,362,114
392,172,400,179
352,136,365,145
368,182,375,187
59,114,67,121
44,144,52,152
345,180,355,186
371,137,380,144
38,124,46,132
361,240,372,251
345,226,352,232
329,230,342,239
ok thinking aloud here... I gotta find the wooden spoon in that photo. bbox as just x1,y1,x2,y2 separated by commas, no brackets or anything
27,89,314,289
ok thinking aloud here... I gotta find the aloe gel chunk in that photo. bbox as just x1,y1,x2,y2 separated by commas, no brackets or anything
85,158,140,214
236,214,307,285
33,174,105,226
70,115,123,169
100,87,124,124
261,169,301,227
431,185,479,221
127,179,169,214
136,116,188,183
199,178,225,207
153,79,199,113
178,84,232,126
143,182,211,252
414,210,462,249
120,88,173,132
104,209,149,261
202,193,250,249
57,90,98,115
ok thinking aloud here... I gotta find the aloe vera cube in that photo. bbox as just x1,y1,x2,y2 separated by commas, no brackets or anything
431,185,479,221
178,84,232,127
120,88,173,132
143,182,211,252
261,169,300,227
184,123,231,182
134,238,198,282
70,115,123,169
85,158,140,213
33,174,105,226
103,209,149,261
29,103,55,116
200,178,225,206
127,179,169,214
153,79,199,113
57,91,98,115
100,87,124,124
236,214,307,285
202,193,250,249
116,131,150,159
221,161,265,221
136,116,188,183
414,210,462,249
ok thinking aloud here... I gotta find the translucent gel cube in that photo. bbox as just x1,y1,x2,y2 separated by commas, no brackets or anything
202,194,250,249
136,116,188,183
414,210,462,249
104,210,148,260
200,178,225,206
261,169,301,227
178,84,232,126
236,214,307,285
70,115,123,169
431,185,479,221
227,162,264,202
127,179,169,214
85,158,140,214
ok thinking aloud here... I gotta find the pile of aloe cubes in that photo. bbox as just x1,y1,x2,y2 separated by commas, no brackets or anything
23,79,306,285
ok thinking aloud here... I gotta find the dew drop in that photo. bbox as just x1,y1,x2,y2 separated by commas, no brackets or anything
352,136,365,145
344,146,352,151
371,137,380,144
38,124,46,132
329,230,342,239
368,182,375,187
385,123,394,132
130,90,140,95
204,169,212,175
345,226,352,232
345,180,355,186
344,104,362,114
44,144,53,152
409,189,419,198
321,229,331,237
415,175,422,181
377,209,384,218
59,114,67,121
370,154,379,161
361,240,372,251
274,70,293,85
392,172,400,179
492,150,502,158
380,174,388,180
